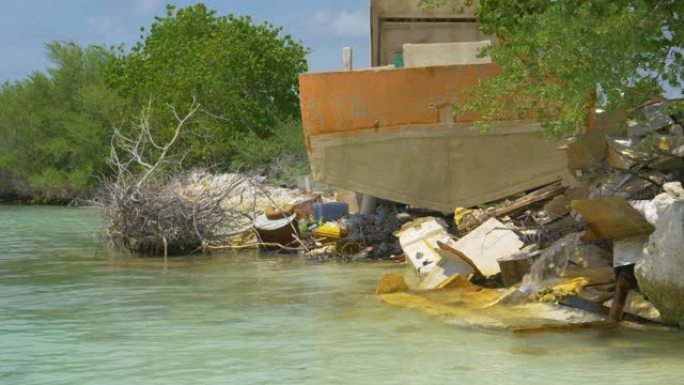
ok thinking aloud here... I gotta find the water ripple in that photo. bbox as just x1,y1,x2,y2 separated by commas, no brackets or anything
2,206,684,385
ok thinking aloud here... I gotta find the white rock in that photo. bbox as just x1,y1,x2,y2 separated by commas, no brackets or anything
630,193,676,226
636,201,684,326
663,181,684,200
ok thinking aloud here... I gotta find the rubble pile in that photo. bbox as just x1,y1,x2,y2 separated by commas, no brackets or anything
376,99,684,331
239,99,684,330
238,188,405,262
336,209,403,259
299,203,405,263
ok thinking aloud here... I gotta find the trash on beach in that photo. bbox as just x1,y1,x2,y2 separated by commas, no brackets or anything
397,217,476,289
450,217,523,277
313,201,349,222
313,222,348,242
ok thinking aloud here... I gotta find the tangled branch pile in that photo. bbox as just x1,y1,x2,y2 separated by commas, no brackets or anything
98,100,251,256
103,172,251,256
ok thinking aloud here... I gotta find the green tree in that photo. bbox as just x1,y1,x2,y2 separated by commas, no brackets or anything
419,0,684,136
0,42,125,200
108,4,310,165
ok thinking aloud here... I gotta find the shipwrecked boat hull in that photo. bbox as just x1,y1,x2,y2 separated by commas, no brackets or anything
299,65,570,212
309,122,568,212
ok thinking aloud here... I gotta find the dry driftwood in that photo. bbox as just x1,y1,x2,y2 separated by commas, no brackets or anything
97,99,252,256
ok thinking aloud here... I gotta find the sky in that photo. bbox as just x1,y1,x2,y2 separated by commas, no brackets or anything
0,1,679,98
0,0,371,82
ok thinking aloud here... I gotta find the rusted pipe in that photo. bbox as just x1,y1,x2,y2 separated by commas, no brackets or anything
609,269,635,322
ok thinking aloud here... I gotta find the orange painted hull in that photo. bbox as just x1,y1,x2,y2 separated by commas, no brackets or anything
299,65,568,212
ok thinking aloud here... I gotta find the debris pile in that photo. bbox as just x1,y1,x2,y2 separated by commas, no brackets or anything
377,99,684,331
211,180,405,262
225,99,684,329
336,208,404,259
301,202,405,263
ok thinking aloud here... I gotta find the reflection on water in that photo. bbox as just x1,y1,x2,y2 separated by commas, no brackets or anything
1,205,683,385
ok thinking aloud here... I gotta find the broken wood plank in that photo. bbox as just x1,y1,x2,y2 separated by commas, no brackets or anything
493,181,567,216
570,196,655,241
459,181,566,232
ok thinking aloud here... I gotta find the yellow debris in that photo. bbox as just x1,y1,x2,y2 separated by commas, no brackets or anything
454,207,473,226
378,292,468,318
378,279,502,312
314,223,348,241
535,277,589,303
436,274,476,290
555,277,590,292
376,273,410,295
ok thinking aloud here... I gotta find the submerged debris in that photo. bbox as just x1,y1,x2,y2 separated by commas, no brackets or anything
535,287,579,304
376,272,409,295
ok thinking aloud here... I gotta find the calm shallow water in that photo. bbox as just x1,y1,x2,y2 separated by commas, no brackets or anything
1,205,683,385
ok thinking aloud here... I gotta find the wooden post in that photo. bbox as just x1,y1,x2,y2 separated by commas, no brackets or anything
304,175,311,193
343,47,353,71
609,270,633,321
162,236,168,270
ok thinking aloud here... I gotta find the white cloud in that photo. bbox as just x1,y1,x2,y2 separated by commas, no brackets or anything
309,9,369,38
80,0,165,45
85,16,131,44
134,0,165,16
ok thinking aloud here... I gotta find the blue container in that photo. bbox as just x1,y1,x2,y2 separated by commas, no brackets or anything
313,202,349,223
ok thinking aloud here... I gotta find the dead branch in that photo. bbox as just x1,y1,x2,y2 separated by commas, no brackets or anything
97,99,251,256
95,100,313,257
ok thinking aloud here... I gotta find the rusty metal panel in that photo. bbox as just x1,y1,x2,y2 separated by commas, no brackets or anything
299,64,501,138
298,63,570,212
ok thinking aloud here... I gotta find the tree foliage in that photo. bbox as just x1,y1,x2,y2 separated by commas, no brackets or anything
0,42,125,199
419,0,684,136
107,4,309,164
0,4,311,200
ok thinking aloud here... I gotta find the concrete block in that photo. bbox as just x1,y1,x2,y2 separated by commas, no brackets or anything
403,40,492,68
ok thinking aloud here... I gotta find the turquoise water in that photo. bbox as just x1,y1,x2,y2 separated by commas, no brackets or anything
1,205,684,385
